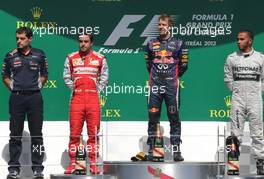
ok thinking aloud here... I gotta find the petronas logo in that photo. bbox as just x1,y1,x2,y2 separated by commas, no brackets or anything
31,7,42,19
99,95,107,108
224,95,231,108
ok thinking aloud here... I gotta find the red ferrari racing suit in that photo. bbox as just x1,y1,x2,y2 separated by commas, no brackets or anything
63,49,108,165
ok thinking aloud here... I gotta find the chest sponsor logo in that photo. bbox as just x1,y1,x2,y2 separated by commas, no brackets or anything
89,59,99,66
157,64,169,70
72,58,84,66
154,50,174,64
13,60,22,67
73,67,98,75
29,61,39,66
153,45,160,50
13,61,22,65
232,66,261,72
152,42,161,50
31,55,40,59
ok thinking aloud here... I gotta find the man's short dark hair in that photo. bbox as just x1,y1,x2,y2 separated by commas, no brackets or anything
238,30,254,41
159,14,173,26
16,27,33,39
78,33,94,43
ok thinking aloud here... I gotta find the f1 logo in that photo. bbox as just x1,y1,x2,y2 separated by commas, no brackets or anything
104,15,145,46
104,15,161,46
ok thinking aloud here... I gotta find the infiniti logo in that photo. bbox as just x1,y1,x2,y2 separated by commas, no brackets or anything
158,64,169,70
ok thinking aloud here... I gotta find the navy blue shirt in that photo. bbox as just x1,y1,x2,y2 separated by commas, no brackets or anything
2,48,48,91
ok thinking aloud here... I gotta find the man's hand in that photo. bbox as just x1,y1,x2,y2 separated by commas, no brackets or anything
40,76,47,88
2,77,12,91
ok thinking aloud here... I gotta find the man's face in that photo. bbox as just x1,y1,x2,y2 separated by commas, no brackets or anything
237,32,252,52
79,35,93,52
16,33,32,49
158,18,170,36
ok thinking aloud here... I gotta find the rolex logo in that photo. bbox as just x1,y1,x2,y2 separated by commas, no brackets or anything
99,95,107,108
209,95,231,118
31,7,42,19
224,95,231,108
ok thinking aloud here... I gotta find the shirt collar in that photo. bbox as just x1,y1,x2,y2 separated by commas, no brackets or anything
17,46,32,56
242,48,254,58
158,34,172,42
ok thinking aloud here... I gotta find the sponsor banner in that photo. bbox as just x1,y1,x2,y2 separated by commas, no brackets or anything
1,0,264,121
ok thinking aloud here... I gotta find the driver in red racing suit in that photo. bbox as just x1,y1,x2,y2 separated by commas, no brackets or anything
63,33,108,174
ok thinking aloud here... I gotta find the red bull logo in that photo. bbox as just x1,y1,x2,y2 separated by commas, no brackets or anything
154,50,174,64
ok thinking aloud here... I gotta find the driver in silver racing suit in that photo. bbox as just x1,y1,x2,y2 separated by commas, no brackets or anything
224,30,264,175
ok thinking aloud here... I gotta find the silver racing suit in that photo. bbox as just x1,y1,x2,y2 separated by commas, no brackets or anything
224,49,264,159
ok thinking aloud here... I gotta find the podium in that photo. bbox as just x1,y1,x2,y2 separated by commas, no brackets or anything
50,174,116,179
224,176,264,179
104,161,224,179
50,162,264,179
51,161,225,179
